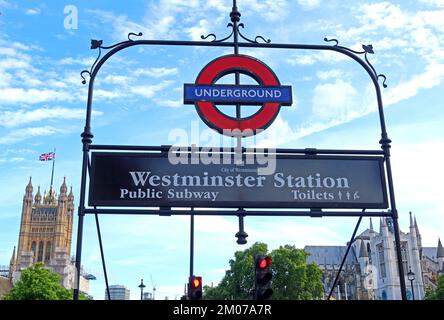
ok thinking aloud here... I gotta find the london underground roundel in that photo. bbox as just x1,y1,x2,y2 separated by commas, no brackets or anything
184,54,292,137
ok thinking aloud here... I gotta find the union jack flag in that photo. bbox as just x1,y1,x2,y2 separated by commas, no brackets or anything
39,152,55,161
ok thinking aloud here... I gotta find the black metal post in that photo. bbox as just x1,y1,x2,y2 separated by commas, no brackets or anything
410,279,415,300
231,0,242,149
73,212,84,300
235,213,248,244
327,214,363,300
139,279,146,300
95,212,110,300
50,147,56,188
190,208,194,278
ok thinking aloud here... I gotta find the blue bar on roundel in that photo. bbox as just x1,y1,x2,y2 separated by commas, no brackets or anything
184,84,292,106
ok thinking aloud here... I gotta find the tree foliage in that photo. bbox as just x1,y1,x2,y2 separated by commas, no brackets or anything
203,242,323,300
424,274,444,300
3,263,73,300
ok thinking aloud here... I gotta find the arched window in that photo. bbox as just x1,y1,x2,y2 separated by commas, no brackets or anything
37,241,44,262
31,242,37,259
45,241,52,262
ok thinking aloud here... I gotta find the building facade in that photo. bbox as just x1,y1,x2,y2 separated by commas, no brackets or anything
305,214,444,300
8,178,89,294
105,285,130,300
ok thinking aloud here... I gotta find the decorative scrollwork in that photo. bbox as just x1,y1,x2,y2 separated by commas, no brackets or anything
323,37,338,46
324,37,388,88
201,23,235,43
128,32,143,41
80,32,143,84
80,41,102,84
80,70,91,85
378,74,387,88
237,23,271,44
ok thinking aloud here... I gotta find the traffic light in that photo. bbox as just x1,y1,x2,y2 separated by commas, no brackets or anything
188,275,202,300
254,255,273,300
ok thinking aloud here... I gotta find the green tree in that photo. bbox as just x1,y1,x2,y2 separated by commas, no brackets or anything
203,242,323,300
2,263,72,300
271,245,323,299
424,274,444,300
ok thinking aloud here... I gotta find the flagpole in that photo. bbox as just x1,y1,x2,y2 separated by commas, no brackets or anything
50,147,56,188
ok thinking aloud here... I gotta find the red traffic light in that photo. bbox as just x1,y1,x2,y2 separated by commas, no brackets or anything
192,277,202,288
257,256,272,269
188,276,203,300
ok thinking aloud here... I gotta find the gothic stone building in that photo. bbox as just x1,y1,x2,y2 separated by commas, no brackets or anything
8,178,89,293
305,214,444,300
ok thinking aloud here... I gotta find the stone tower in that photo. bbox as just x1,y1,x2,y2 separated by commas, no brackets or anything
15,177,74,270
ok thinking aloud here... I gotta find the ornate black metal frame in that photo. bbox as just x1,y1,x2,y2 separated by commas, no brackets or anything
74,0,406,300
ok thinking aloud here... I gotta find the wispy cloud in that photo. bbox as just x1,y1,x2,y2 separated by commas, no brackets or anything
0,88,73,105
0,157,25,163
130,80,174,99
25,8,41,16
297,0,321,10
134,67,178,78
0,126,64,144
0,107,103,128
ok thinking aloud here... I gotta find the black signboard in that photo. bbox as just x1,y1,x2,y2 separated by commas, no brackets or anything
89,152,388,209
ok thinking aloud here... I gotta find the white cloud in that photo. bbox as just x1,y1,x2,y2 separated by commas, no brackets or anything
134,67,178,78
0,0,15,9
297,0,321,10
94,89,124,100
25,8,41,15
312,79,358,120
419,0,444,8
0,107,103,128
384,63,444,106
0,88,73,104
0,58,32,70
0,126,63,144
186,19,210,41
58,57,95,66
316,69,342,80
391,142,444,243
361,2,409,30
102,75,131,85
0,157,25,163
241,0,289,21
286,54,316,66
131,81,174,99
286,51,347,67
160,99,183,108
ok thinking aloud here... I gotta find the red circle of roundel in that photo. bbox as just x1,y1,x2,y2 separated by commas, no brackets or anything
195,54,281,137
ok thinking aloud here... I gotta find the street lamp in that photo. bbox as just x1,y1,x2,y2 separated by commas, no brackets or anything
138,279,146,300
407,268,415,300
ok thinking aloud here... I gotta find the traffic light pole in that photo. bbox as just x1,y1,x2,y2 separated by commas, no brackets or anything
190,207,194,278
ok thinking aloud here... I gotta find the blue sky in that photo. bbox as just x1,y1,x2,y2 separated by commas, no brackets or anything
0,0,443,300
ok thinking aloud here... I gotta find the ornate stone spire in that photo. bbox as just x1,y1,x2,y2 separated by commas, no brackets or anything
369,217,374,232
60,177,67,194
68,186,74,201
438,238,444,258
414,217,421,239
34,186,41,204
25,176,33,194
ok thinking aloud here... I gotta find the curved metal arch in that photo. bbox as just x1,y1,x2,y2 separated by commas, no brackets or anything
81,39,390,149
